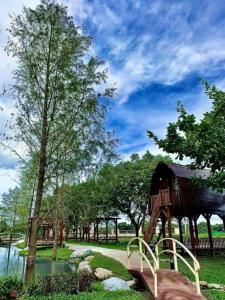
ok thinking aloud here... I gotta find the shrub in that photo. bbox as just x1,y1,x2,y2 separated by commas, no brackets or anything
25,272,94,296
0,276,22,300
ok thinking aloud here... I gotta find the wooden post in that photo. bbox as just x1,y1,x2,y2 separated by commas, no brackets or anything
219,215,225,233
161,216,166,250
96,220,99,243
167,207,174,269
204,214,213,256
177,216,184,244
188,216,196,256
193,216,199,238
105,220,108,243
115,219,118,243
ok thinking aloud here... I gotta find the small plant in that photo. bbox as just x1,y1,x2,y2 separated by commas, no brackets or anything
0,276,22,300
25,272,94,296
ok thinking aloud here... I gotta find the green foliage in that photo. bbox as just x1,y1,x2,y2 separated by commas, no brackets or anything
98,152,172,235
148,82,225,191
90,252,132,280
25,272,93,296
0,276,22,300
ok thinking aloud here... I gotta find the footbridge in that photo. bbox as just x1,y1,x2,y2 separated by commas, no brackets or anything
127,237,206,300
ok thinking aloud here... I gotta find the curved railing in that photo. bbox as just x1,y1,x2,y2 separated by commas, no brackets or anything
127,237,159,298
155,238,201,294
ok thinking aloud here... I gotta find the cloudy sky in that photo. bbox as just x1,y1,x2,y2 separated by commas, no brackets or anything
1,0,225,204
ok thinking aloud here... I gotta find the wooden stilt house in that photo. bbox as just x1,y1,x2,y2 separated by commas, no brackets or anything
145,162,225,254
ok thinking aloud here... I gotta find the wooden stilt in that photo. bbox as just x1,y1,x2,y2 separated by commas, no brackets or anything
219,215,225,233
188,216,196,256
177,216,183,244
161,215,166,250
166,207,174,269
193,216,199,238
204,214,213,256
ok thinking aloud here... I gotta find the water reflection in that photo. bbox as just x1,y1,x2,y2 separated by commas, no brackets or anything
0,246,75,279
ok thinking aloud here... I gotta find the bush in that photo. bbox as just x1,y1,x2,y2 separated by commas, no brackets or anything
25,272,94,296
0,276,22,300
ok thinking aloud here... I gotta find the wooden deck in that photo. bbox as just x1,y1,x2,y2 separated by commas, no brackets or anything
129,268,206,300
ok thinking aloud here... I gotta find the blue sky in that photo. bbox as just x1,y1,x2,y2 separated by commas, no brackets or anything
1,0,225,198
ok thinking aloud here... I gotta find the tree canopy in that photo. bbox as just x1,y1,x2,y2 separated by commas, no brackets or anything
148,82,225,192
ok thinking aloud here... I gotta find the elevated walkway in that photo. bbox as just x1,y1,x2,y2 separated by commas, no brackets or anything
127,237,206,300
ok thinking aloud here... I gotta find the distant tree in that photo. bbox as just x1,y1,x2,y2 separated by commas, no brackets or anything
6,0,117,278
99,152,172,236
148,82,225,192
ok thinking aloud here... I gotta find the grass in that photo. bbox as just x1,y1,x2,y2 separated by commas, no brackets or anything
158,255,225,300
19,247,73,260
18,246,132,280
20,290,147,300
16,241,26,249
90,252,132,280
204,290,225,300
66,238,131,251
20,281,147,300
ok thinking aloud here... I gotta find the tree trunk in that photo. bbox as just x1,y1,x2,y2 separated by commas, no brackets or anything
25,26,52,280
25,150,46,280
135,224,139,237
52,217,59,260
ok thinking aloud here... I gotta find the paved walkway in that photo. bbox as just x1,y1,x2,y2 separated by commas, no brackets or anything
68,244,141,268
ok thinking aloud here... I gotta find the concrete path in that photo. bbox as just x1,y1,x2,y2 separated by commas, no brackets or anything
67,244,141,268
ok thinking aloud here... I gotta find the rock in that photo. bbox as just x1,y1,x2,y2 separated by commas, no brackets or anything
70,250,84,258
200,281,208,287
85,255,95,262
68,258,80,264
78,261,92,274
103,277,130,291
207,283,222,289
127,279,136,287
83,249,92,257
94,268,113,280
70,249,93,259
79,261,89,268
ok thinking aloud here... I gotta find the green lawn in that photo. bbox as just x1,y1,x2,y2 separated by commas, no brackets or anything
91,252,132,280
20,290,147,300
66,238,131,251
18,247,132,280
158,256,225,300
19,247,73,260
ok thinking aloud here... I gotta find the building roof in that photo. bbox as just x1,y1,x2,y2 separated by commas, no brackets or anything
167,163,210,179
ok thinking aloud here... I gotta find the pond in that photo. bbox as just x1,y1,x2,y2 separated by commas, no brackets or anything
0,245,75,279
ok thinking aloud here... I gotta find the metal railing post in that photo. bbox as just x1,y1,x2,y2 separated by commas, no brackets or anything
172,239,178,271
139,239,143,272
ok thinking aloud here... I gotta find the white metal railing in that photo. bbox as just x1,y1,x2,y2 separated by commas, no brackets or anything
127,237,159,298
155,238,201,294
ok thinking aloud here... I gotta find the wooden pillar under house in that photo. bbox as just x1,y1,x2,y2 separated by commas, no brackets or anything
193,216,199,239
204,214,213,256
188,216,196,256
177,216,184,244
161,216,167,249
219,215,225,233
